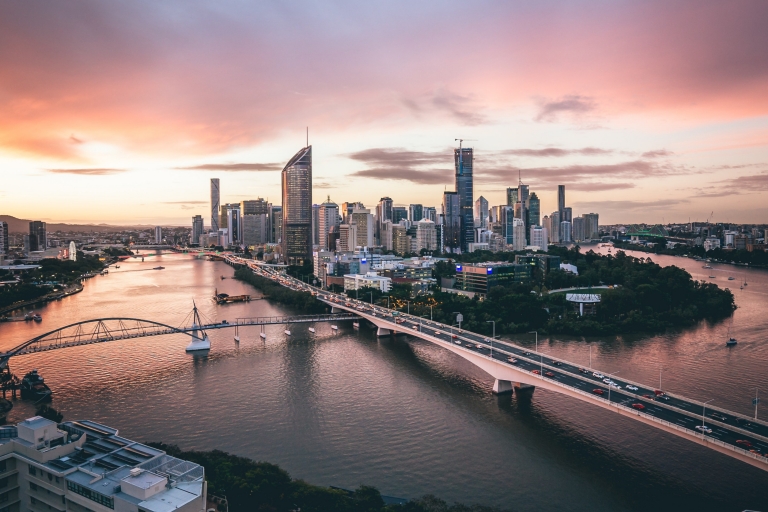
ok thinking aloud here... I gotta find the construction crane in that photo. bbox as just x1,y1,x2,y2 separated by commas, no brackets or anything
706,211,714,224
454,139,477,172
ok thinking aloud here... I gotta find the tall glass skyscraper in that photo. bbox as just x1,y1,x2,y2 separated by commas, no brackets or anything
442,191,461,253
558,185,566,214
281,146,313,265
454,146,474,253
210,179,220,233
527,192,540,243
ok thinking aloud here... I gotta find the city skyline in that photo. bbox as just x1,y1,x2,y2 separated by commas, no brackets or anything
1,1,768,225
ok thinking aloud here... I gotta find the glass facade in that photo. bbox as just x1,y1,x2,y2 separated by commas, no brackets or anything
210,179,220,233
281,146,313,265
454,147,474,253
67,481,115,509
455,263,532,295
442,192,461,253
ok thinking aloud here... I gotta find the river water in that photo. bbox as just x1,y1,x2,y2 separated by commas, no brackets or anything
0,250,766,511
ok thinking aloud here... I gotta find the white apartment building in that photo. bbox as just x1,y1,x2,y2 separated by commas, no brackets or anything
343,272,392,292
0,417,205,512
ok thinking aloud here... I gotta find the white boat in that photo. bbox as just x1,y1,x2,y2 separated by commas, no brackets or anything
308,327,316,333
260,332,267,339
353,322,360,329
331,325,338,330
284,330,291,335
234,335,240,342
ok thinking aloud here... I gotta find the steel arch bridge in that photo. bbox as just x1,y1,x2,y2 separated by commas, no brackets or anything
0,318,198,367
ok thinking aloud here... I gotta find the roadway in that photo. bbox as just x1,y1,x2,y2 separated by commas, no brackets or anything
226,255,768,468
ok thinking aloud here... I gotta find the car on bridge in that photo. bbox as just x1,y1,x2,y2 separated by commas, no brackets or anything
532,370,541,375
626,385,639,391
736,439,752,448
632,403,646,410
544,371,555,378
695,425,713,434
592,389,605,395
593,372,605,379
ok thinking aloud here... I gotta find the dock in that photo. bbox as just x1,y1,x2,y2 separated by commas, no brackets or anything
213,293,252,304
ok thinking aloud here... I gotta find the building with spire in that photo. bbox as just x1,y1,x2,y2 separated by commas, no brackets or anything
454,144,474,253
281,146,313,264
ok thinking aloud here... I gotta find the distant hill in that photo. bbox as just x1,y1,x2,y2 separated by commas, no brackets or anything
0,215,155,233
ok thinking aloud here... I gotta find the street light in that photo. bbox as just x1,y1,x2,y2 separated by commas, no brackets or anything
453,312,462,330
608,371,621,404
659,366,668,391
528,331,538,354
754,388,760,420
406,300,411,315
369,291,373,304
487,321,495,358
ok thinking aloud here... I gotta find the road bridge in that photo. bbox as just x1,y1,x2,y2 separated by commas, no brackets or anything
223,254,768,472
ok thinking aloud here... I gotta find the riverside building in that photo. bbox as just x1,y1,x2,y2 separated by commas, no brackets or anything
0,417,206,512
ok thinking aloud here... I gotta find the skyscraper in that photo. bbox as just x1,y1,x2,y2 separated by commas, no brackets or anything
392,206,408,224
376,197,393,244
0,221,8,255
572,216,585,242
192,215,204,245
318,196,340,250
281,145,313,264
500,206,514,245
210,179,220,233
241,199,269,215
154,226,162,244
442,191,461,253
474,196,488,228
312,204,321,246
423,206,437,222
562,207,573,223
527,192,540,243
409,204,424,222
350,208,374,249
550,211,561,243
29,221,46,251
226,205,241,245
583,213,600,240
512,218,526,251
454,145,474,253
558,185,566,215
506,187,518,206
560,221,572,243
269,205,282,244
530,225,548,251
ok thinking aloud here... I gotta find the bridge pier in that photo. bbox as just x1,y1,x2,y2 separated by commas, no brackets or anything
514,383,536,398
493,379,514,394
376,327,391,336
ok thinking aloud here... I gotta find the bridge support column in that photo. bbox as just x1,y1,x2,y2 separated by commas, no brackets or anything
493,379,514,395
376,327,391,336
331,307,338,314
514,383,535,398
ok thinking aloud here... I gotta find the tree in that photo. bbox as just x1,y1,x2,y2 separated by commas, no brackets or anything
36,404,64,423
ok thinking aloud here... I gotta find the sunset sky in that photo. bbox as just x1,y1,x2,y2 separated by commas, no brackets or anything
1,1,767,226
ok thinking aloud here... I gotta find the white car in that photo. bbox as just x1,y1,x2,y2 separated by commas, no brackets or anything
609,383,622,389
454,340,462,345
626,385,639,391
593,372,605,379
602,378,612,384
695,425,713,434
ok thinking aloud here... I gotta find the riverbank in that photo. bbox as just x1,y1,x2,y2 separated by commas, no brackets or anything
147,443,512,512
234,267,325,313
612,241,768,269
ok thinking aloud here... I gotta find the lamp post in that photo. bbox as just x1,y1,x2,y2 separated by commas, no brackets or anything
608,371,621,404
386,296,390,309
754,388,760,420
430,305,433,321
453,312,462,330
369,291,373,304
529,331,538,354
407,300,410,315
487,321,495,358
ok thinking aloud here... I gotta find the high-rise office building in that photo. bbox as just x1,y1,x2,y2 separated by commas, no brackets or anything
583,213,600,240
281,146,313,264
442,191,461,253
527,192,540,244
242,213,269,247
392,224,410,255
0,221,8,255
560,221,572,243
219,203,239,230
558,185,566,215
154,226,162,244
226,205,242,245
423,206,437,222
506,187,518,206
512,218,526,251
192,215,204,245
210,178,220,233
318,196,340,250
376,197,393,244
530,225,548,251
572,216,585,242
550,211,561,243
269,205,283,244
312,204,321,246
562,207,573,223
454,145,474,252
474,196,488,228
409,204,424,222
241,198,269,216
29,221,46,252
341,202,364,223
415,219,437,253
350,208,374,249
392,206,408,224
500,206,514,245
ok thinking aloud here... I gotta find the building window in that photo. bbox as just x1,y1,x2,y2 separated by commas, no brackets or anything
48,472,52,481
67,481,114,510
0,460,6,472
30,482,38,491
0,478,7,488
29,465,36,476
0,492,7,503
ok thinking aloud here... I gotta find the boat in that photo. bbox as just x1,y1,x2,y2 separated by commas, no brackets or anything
308,327,316,333
331,325,339,331
725,315,737,346
153,266,165,270
744,275,748,287
284,329,291,335
260,332,267,339
221,276,226,280
728,276,735,281
185,302,211,353
20,370,52,402
24,313,34,322
709,275,716,279
115,265,120,269
234,335,240,342
33,314,42,322
703,265,713,269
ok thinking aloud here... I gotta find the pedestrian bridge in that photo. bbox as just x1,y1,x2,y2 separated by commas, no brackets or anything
224,255,768,472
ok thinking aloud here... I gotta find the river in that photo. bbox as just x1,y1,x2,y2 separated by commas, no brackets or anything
0,250,766,511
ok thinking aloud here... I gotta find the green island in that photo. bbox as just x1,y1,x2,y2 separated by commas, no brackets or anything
147,442,513,512
238,247,735,337
612,239,768,268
